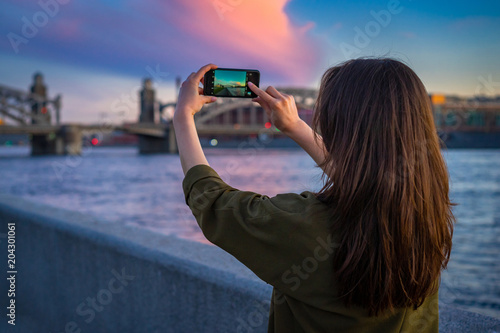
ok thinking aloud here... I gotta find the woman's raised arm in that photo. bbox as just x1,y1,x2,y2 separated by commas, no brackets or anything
248,82,328,170
173,64,218,175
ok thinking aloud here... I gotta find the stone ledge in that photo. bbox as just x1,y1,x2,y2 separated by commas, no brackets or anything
0,193,498,332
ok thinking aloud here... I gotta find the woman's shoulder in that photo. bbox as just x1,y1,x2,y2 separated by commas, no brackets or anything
264,191,334,234
266,190,330,214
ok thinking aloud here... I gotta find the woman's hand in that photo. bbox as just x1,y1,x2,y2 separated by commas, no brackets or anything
248,82,302,134
249,82,328,169
173,64,218,174
174,63,218,122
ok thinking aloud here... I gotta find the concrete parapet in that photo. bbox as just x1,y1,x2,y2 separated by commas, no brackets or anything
0,194,498,333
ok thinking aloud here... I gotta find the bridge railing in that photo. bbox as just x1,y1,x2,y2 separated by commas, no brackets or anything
0,83,61,126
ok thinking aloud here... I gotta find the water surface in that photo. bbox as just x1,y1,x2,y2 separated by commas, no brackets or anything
1,146,498,318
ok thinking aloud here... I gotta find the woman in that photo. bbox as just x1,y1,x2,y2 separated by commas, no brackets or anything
173,59,455,332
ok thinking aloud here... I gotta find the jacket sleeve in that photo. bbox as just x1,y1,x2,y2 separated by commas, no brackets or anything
182,164,313,289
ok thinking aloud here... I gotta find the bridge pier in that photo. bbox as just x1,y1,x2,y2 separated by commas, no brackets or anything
60,125,82,155
138,135,168,154
31,134,60,156
137,77,178,154
138,123,177,154
30,125,82,156
168,123,178,153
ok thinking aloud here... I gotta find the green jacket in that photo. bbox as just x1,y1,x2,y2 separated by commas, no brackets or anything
182,164,439,333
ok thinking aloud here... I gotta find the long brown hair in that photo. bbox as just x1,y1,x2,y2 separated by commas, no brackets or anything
312,58,455,316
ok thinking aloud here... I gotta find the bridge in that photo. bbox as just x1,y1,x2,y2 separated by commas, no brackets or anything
0,74,318,155
2,75,499,154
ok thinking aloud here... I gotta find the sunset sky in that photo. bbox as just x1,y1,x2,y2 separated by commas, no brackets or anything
1,0,499,123
214,70,247,87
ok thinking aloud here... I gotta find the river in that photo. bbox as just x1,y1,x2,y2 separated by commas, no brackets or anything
0,146,499,318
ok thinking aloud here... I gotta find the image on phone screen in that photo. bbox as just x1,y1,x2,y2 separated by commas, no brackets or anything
213,70,253,97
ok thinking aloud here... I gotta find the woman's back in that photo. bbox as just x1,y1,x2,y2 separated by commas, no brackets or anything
182,164,439,332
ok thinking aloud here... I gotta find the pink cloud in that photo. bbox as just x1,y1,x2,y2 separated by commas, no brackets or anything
156,0,323,85
1,0,325,87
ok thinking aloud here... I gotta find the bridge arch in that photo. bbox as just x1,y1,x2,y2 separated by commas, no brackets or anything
194,88,318,129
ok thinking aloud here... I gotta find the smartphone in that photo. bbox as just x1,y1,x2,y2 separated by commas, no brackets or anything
203,68,260,98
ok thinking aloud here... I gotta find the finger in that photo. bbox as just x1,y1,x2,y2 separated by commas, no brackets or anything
198,87,204,95
252,96,265,105
248,82,275,104
194,63,218,82
266,86,284,99
252,96,271,115
183,72,196,86
202,95,217,104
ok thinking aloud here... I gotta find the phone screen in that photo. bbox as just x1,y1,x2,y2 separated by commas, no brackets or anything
206,69,258,98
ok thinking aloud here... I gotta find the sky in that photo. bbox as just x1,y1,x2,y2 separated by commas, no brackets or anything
214,70,247,87
0,0,499,123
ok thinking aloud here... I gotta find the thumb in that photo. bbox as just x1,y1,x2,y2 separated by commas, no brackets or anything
202,96,217,104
